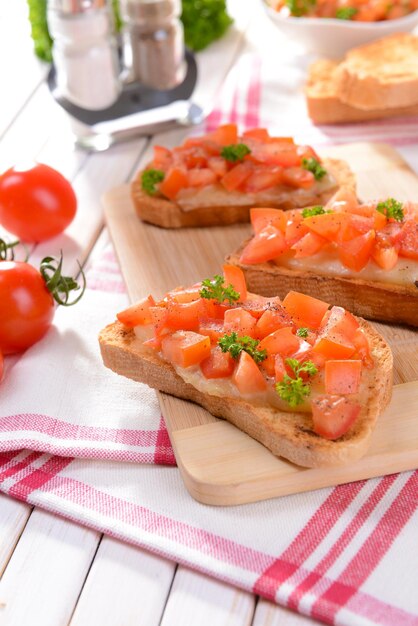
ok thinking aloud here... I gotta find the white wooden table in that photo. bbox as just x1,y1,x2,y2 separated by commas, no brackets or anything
0,2,323,624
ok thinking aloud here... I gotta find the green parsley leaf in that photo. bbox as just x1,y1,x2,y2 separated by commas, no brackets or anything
141,169,165,195
221,143,251,163
181,0,233,52
275,358,318,408
302,157,327,181
285,0,316,16
296,327,309,338
376,198,404,222
336,6,358,19
199,275,240,305
302,205,328,218
218,332,267,363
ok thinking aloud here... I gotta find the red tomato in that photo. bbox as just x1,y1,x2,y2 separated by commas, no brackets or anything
282,291,330,330
282,167,315,189
255,307,294,339
291,231,327,258
398,219,418,261
161,331,211,368
338,230,376,272
152,146,172,170
242,128,270,142
200,346,235,379
117,295,156,327
239,225,289,264
223,264,247,302
186,169,217,187
244,166,283,192
250,207,285,234
325,360,362,395
0,261,55,354
166,299,202,330
304,212,351,241
0,350,3,382
198,318,224,344
285,211,308,244
221,161,253,192
223,307,257,338
251,142,300,168
0,163,77,242
311,395,361,440
232,351,267,394
159,167,188,200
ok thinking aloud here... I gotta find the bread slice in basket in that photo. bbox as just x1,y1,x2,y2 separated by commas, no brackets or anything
99,267,393,469
131,124,355,228
226,192,418,327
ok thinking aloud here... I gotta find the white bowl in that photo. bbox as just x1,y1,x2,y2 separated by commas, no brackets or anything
263,1,418,58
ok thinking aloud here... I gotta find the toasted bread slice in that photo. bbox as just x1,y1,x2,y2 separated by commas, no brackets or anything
131,158,356,228
226,241,418,327
306,59,418,124
335,34,418,111
99,319,393,469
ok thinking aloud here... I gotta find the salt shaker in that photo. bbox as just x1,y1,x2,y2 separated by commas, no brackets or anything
121,0,186,90
47,0,121,110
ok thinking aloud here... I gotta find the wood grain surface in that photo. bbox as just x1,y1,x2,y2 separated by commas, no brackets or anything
103,142,418,506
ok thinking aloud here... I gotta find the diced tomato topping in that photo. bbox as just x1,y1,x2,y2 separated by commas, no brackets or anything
223,307,257,338
259,327,301,357
285,211,308,244
282,167,315,189
338,230,375,272
241,294,282,319
321,306,360,342
152,145,172,170
353,328,374,369
398,219,418,261
200,346,235,379
208,123,238,146
159,167,188,200
242,128,270,142
150,306,169,337
208,156,228,177
117,295,156,327
250,207,286,234
325,360,362,395
304,212,351,241
244,166,284,192
232,351,267,394
255,306,294,339
311,395,361,440
274,354,286,382
198,318,225,344
165,299,202,331
186,168,217,187
168,286,201,303
372,243,399,270
223,264,247,302
313,333,355,360
239,225,289,264
221,161,253,192
291,231,327,258
161,331,211,368
251,142,300,168
282,291,330,330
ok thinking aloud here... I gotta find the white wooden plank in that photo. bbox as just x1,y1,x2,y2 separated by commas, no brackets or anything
0,493,31,577
0,1,48,139
253,599,323,625
160,566,255,626
0,508,99,626
70,536,175,626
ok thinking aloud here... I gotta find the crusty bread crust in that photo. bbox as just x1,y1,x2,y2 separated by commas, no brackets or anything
99,319,393,469
306,59,418,125
335,34,418,111
131,158,355,229
226,242,418,327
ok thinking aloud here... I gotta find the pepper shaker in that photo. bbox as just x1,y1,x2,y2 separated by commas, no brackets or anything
121,0,186,90
47,0,121,110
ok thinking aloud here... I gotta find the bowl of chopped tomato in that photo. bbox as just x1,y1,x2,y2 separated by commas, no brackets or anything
263,0,418,57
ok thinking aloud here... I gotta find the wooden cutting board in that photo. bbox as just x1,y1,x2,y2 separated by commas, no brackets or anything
103,142,418,506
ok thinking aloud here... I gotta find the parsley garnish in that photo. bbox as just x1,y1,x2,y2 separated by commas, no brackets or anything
296,327,309,338
285,0,316,16
275,358,318,408
218,332,267,363
141,169,165,195
376,198,404,222
199,275,240,305
221,143,251,163
336,6,358,18
301,205,332,218
302,157,327,181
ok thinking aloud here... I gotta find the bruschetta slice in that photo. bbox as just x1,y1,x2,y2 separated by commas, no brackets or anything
226,191,418,327
99,266,392,468
131,125,355,228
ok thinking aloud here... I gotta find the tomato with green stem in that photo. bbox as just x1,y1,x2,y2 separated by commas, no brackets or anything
0,253,85,354
0,163,77,242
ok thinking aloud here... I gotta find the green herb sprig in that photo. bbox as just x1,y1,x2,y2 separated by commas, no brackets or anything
301,205,333,218
296,327,309,338
221,144,251,163
275,358,318,408
141,169,165,196
40,253,86,306
218,332,267,364
199,275,240,305
376,198,404,222
336,6,358,19
302,157,327,181
285,0,316,16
